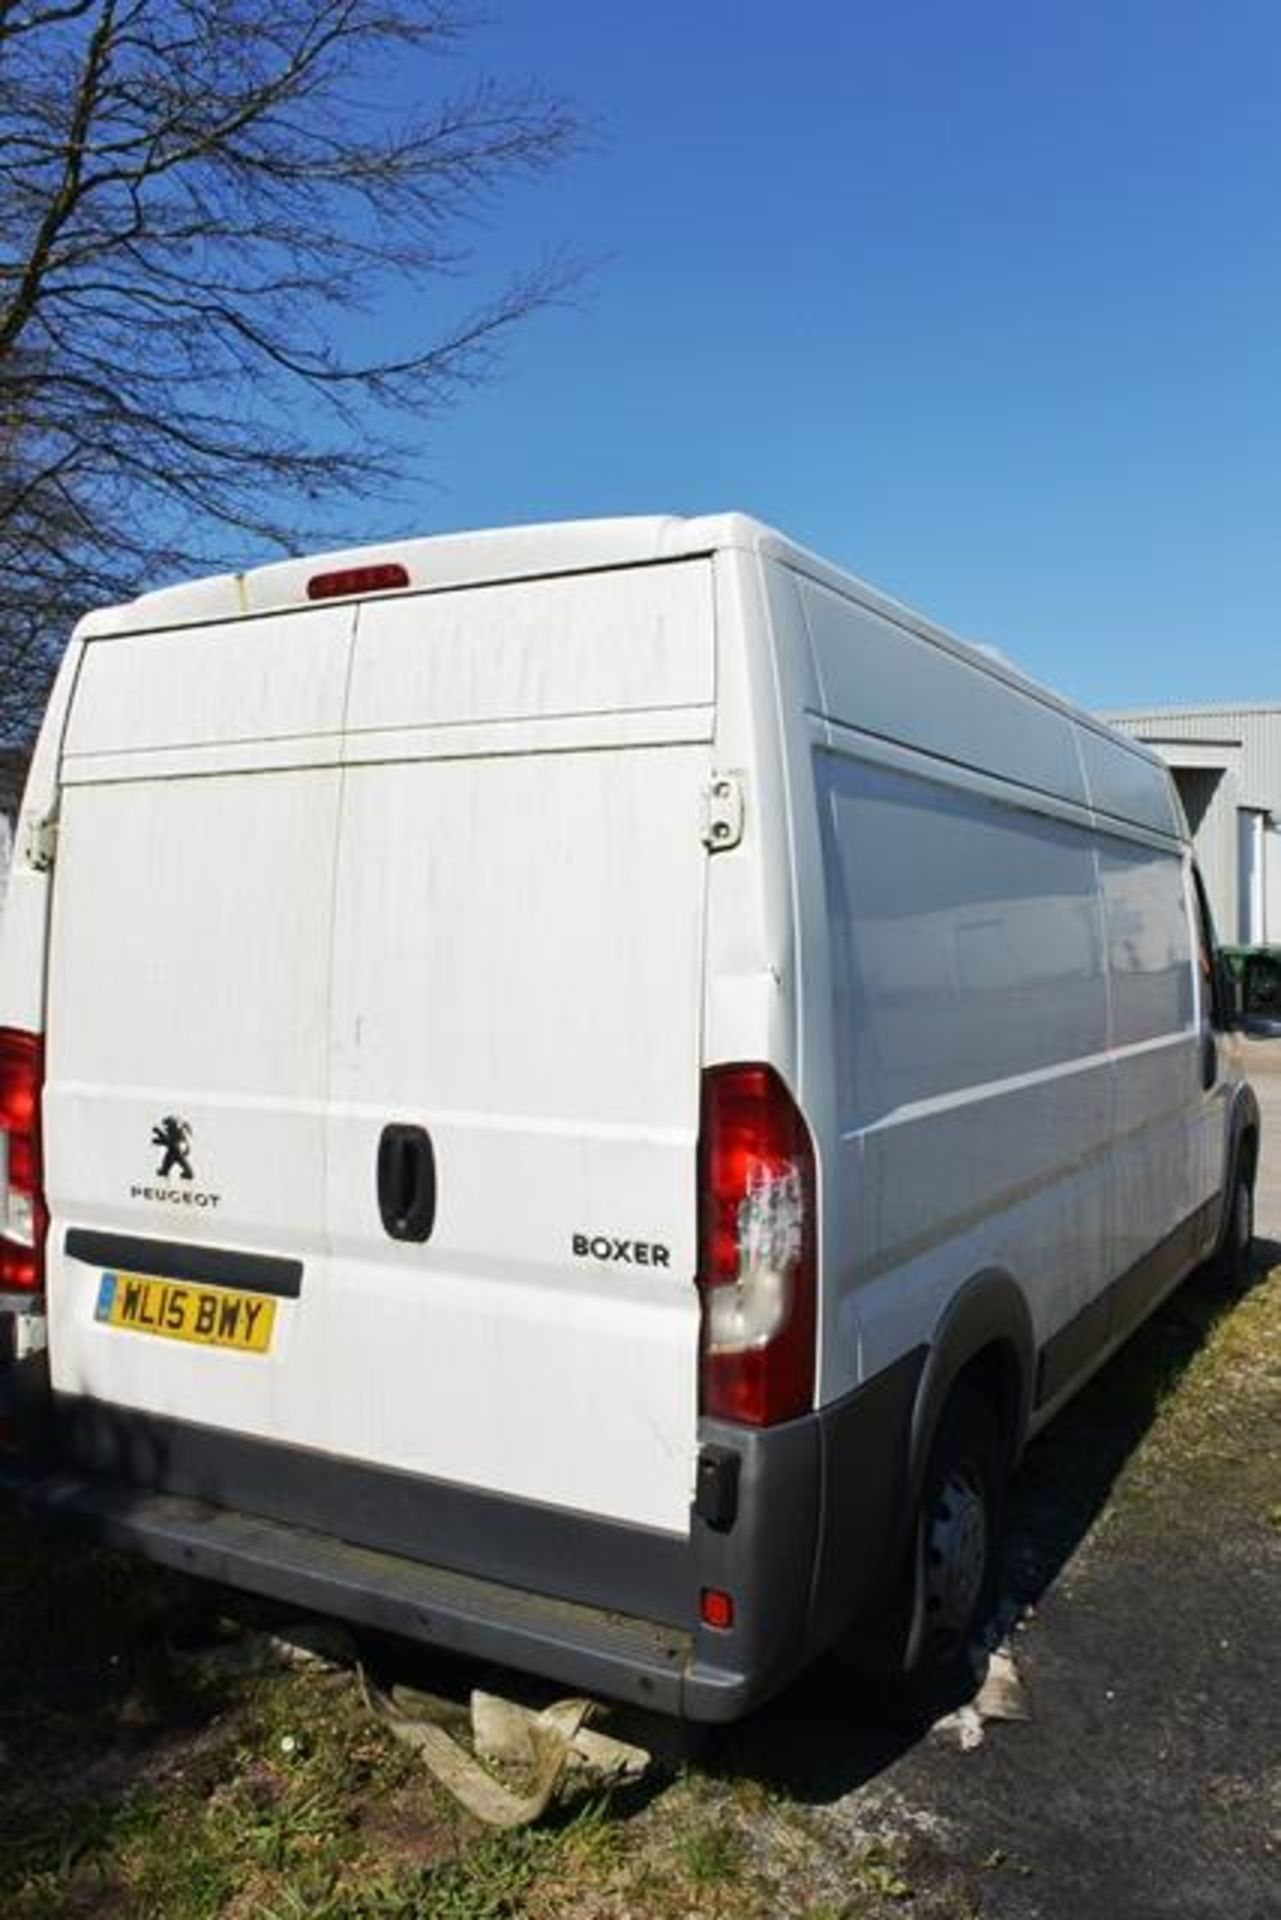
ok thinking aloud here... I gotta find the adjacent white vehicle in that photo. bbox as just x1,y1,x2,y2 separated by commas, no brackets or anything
0,515,1259,1717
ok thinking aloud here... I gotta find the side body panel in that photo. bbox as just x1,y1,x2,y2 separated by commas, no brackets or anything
787,569,1214,1428
1096,847,1203,1300
813,733,1115,1393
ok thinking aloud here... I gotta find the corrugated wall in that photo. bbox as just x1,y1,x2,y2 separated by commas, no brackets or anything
1103,705,1281,941
1105,705,1281,808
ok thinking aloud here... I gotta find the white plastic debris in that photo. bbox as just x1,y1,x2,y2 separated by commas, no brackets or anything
471,1689,650,1784
972,1645,1032,1723
168,1606,651,1828
932,1639,1032,1750
362,1673,595,1829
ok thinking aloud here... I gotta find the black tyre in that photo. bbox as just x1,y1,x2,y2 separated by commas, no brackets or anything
1207,1156,1255,1294
906,1385,1007,1685
840,1382,1009,1715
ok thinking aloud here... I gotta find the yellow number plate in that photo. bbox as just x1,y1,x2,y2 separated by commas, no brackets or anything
94,1271,276,1354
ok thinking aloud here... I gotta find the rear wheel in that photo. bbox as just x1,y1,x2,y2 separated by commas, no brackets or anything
844,1382,1009,1713
907,1386,1007,1683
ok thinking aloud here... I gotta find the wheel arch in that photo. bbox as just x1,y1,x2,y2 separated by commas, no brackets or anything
905,1269,1036,1530
847,1269,1036,1677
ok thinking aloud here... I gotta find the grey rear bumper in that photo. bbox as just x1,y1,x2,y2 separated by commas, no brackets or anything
7,1469,707,1712
1,1343,924,1722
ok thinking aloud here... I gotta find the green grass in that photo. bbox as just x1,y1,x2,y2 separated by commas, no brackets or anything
678,1819,745,1888
0,1538,638,1920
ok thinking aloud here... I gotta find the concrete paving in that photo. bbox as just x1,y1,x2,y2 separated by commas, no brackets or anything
1239,1035,1281,1238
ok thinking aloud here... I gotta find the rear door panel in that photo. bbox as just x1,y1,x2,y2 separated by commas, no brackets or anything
44,607,353,1431
324,567,715,1534
326,745,708,1532
43,569,713,1539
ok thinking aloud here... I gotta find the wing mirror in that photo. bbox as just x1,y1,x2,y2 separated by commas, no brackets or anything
1225,947,1281,1036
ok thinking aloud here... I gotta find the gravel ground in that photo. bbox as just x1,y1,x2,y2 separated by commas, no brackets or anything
713,1037,1281,1919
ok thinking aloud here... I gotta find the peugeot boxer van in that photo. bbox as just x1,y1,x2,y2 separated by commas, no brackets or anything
0,515,1259,1719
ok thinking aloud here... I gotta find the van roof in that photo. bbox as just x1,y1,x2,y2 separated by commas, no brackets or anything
81,514,748,637
76,511,1164,773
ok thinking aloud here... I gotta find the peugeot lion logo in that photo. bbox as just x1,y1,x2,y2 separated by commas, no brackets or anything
151,1116,194,1182
130,1117,219,1211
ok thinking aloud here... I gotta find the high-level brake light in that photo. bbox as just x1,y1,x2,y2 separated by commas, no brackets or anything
0,1029,46,1293
306,562,409,601
697,1064,816,1427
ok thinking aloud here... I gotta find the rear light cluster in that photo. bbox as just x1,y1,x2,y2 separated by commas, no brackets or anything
0,1028,46,1293
697,1064,816,1428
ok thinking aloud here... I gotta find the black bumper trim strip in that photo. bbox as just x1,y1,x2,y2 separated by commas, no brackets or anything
64,1229,303,1299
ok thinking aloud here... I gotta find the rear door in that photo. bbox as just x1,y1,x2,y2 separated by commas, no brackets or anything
43,605,353,1440
44,563,715,1542
325,563,714,1534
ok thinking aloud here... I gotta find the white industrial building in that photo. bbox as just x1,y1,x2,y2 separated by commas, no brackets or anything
1104,703,1281,946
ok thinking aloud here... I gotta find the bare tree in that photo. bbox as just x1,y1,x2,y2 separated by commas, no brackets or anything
0,0,583,738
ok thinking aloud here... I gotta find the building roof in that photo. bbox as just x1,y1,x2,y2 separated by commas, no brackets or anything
1104,701,1281,723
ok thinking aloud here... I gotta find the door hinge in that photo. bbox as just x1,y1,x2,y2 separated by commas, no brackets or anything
702,772,745,852
21,811,57,873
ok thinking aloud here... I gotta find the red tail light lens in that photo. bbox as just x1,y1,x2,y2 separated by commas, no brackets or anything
306,562,409,601
699,1587,735,1630
0,1028,46,1293
697,1064,816,1426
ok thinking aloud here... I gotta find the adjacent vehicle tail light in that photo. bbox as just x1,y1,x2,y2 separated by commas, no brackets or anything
0,1028,46,1293
697,1064,816,1427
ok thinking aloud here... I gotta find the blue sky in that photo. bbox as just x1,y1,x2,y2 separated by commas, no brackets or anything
366,3,1281,713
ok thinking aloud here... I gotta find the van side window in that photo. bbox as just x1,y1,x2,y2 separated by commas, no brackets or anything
1190,867,1226,1030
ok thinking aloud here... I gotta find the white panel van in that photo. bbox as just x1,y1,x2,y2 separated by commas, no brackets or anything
0,516,1260,1718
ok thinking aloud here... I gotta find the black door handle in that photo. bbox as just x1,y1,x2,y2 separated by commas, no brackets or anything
377,1124,436,1243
